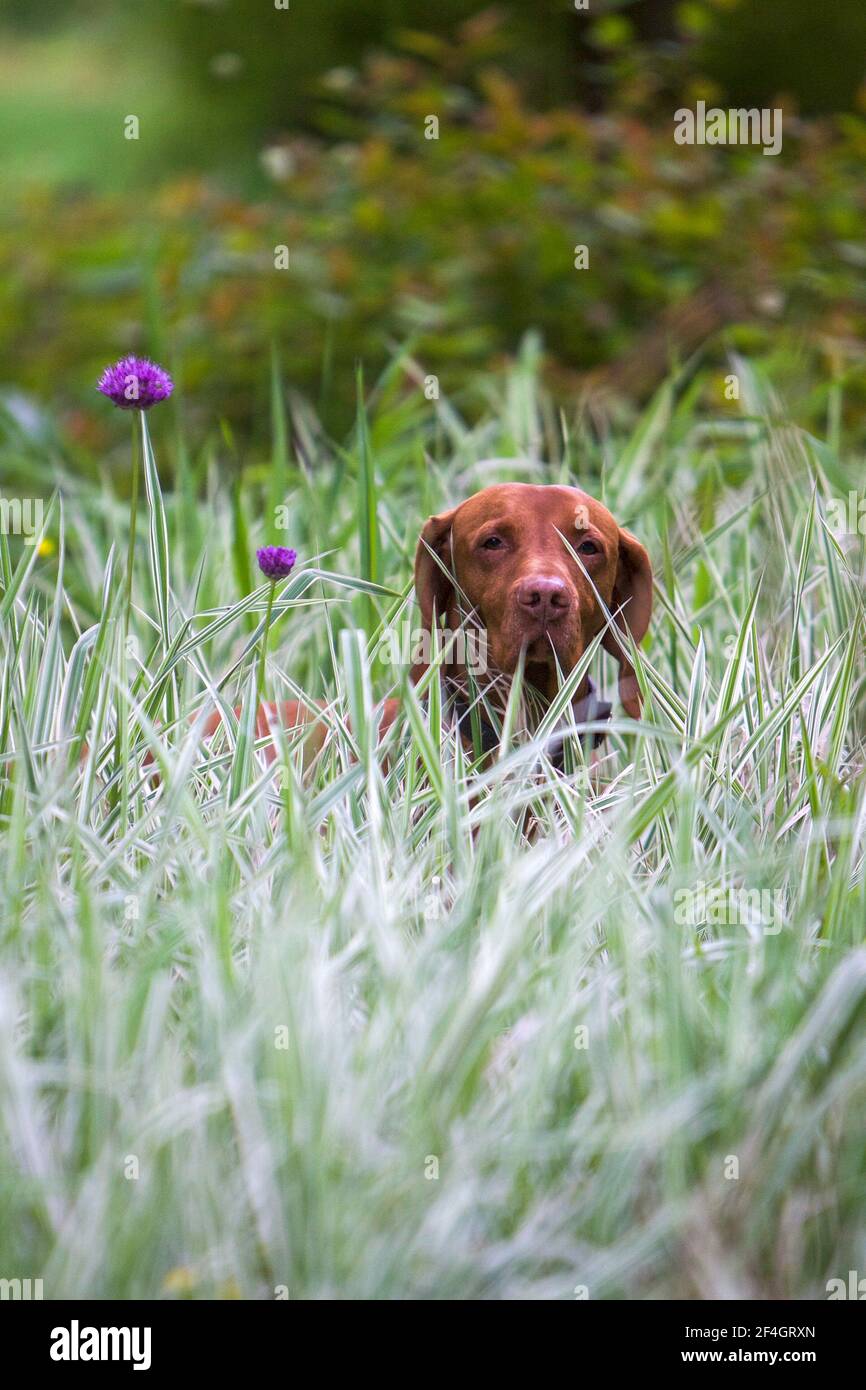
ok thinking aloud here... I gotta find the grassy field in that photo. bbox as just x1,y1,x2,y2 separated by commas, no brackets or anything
0,351,864,1299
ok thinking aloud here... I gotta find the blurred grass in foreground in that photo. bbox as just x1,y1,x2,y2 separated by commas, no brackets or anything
0,351,864,1297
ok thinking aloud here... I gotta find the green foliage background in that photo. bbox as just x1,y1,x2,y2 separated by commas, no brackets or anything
1,1,865,448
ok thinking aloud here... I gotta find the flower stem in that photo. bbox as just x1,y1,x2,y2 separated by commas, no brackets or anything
256,580,277,704
123,416,141,638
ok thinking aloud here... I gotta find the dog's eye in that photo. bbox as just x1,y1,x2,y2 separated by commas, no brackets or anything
577,539,600,556
481,535,504,550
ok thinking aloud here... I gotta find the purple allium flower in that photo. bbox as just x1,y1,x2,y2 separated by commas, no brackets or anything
256,545,297,581
97,356,174,410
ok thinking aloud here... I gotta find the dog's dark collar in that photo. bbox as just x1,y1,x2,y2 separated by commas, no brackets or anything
450,677,612,765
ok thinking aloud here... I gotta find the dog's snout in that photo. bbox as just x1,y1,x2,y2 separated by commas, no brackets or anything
516,575,571,624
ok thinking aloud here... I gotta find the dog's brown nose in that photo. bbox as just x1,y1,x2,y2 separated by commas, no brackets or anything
516,576,571,624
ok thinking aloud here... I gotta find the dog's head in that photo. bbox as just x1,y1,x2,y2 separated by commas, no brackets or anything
414,482,652,718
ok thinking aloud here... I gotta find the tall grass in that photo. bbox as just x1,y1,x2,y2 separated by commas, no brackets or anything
0,349,864,1299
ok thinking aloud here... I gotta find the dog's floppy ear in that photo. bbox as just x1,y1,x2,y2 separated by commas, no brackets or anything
412,506,458,681
602,527,653,720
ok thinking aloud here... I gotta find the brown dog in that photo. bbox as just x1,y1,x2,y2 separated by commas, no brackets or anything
413,481,652,723
191,482,652,765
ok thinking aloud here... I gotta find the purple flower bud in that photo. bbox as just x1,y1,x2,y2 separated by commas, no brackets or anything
256,545,297,581
97,356,174,410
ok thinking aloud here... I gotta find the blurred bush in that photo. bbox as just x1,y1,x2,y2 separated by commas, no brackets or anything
2,6,866,449
158,0,866,142
156,0,642,147
698,0,866,116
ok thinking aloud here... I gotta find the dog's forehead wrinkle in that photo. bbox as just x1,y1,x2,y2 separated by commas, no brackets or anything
455,481,616,534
